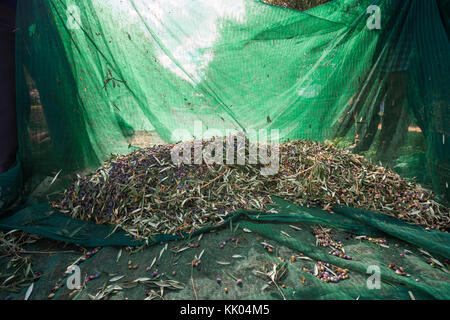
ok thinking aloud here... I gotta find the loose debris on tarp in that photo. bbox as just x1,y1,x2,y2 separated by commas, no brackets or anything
255,261,289,300
2,220,449,300
89,275,185,300
46,247,104,299
0,230,41,294
52,138,449,240
302,261,350,284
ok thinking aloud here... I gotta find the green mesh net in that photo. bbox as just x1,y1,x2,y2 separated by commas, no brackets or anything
3,0,447,205
0,0,449,300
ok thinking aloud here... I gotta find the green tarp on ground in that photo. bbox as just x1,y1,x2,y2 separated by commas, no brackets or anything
0,0,449,300
1,198,449,300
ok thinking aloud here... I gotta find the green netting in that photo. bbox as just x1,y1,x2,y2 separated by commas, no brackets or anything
4,0,447,207
0,160,22,211
0,0,449,300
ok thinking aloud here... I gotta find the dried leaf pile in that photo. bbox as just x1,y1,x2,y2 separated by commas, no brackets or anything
52,138,449,240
